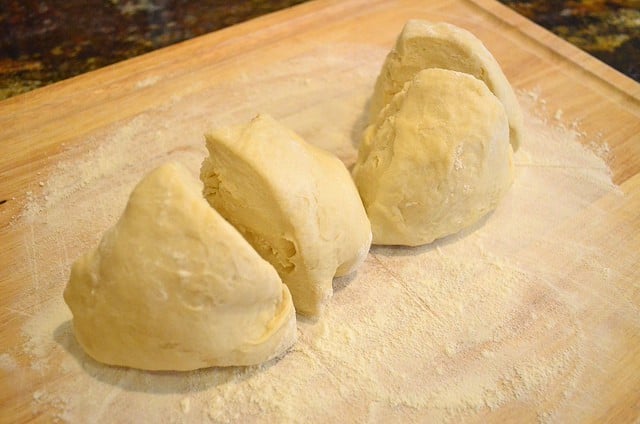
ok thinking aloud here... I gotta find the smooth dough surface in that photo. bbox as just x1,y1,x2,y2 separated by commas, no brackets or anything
369,20,524,151
201,114,372,317
64,162,296,371
353,68,514,246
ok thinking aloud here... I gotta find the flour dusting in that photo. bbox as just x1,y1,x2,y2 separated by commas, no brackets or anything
7,43,632,423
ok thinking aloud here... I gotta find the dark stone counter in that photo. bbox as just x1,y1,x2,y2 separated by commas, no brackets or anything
1,0,638,100
498,0,639,82
0,0,307,99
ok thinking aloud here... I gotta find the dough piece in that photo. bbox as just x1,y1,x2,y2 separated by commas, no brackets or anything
353,68,514,246
201,114,372,317
63,162,296,371
369,20,524,151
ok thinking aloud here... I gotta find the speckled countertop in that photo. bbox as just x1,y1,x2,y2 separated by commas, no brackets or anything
499,0,639,81
0,0,638,100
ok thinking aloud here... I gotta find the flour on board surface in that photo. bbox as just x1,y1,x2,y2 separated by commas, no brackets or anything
7,43,633,423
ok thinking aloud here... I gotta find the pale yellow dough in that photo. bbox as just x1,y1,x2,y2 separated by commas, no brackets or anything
353,68,514,246
369,20,524,151
64,162,296,371
201,114,372,317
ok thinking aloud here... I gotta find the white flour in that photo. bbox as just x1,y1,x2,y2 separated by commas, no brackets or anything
5,43,633,423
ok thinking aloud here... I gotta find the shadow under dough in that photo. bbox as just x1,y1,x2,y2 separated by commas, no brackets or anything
371,209,496,258
53,319,282,394
333,270,359,294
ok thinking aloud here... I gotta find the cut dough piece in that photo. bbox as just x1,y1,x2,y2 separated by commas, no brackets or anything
63,162,296,371
201,114,372,317
369,20,524,151
353,68,514,246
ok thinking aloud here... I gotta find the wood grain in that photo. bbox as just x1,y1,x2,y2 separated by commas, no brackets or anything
1,0,639,422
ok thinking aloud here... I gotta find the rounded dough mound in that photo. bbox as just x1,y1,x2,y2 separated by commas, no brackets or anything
369,20,524,151
201,114,372,317
353,68,514,246
63,162,296,371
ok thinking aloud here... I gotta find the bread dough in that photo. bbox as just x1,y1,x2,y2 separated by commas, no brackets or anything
63,162,296,371
369,20,524,151
201,114,372,317
353,68,514,246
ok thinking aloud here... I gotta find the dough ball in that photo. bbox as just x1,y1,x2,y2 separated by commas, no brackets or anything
201,114,372,317
63,162,296,371
369,20,524,151
353,68,514,246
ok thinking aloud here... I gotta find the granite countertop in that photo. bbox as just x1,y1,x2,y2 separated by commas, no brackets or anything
1,0,638,100
499,0,639,81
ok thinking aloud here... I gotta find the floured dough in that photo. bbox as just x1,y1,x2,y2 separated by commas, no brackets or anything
369,20,524,151
63,162,296,371
353,68,514,246
201,114,372,317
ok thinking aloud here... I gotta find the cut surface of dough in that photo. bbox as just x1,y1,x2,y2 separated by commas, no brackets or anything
353,68,514,246
64,162,296,371
369,20,524,151
201,114,372,317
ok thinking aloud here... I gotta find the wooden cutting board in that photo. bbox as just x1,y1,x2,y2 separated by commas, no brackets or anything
1,0,639,422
